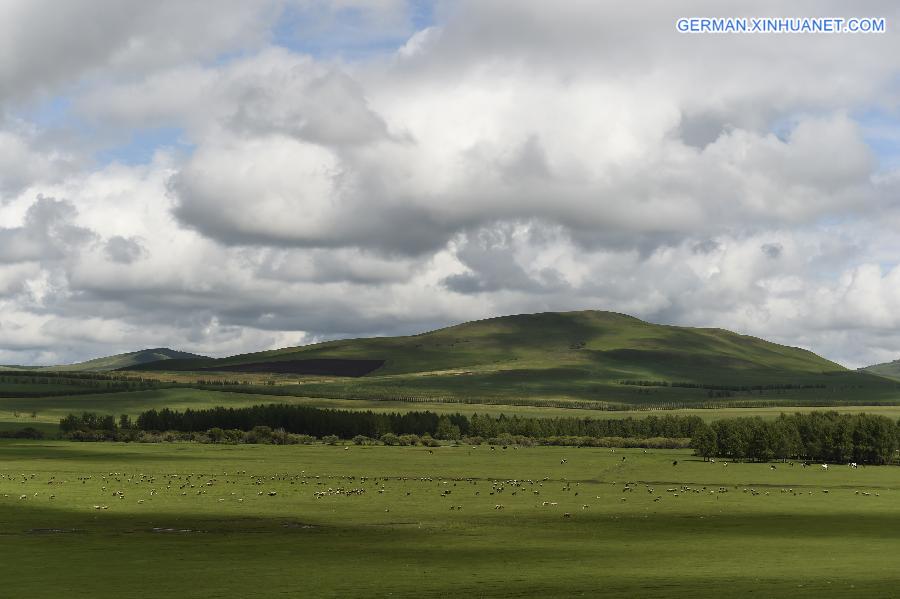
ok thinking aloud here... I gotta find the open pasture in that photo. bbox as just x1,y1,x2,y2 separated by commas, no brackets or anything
6,386,900,437
1,441,900,597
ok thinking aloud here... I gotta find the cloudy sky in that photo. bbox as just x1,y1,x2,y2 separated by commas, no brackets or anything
1,1,899,367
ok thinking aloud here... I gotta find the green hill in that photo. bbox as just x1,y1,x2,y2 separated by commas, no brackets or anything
48,348,207,372
125,311,899,407
861,359,900,381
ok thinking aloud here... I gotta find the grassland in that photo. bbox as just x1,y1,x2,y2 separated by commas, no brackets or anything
33,348,207,372
2,441,899,598
125,311,900,407
863,359,900,381
2,310,899,440
7,387,900,437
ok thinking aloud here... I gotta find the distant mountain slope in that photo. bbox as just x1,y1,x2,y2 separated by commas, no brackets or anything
49,348,208,372
861,359,900,381
128,310,844,381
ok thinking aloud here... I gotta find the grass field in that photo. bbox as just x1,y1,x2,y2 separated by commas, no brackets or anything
124,311,900,407
1,441,899,598
6,387,900,436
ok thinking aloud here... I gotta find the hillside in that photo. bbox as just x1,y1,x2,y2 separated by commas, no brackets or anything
48,348,207,372
130,311,844,377
861,359,900,381
125,311,899,406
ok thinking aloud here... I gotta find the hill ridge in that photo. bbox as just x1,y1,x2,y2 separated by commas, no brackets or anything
125,309,848,379
48,348,208,372
861,358,900,381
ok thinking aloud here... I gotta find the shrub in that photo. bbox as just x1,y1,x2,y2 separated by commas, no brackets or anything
380,432,400,446
271,428,292,445
207,427,227,443
398,434,420,446
0,427,43,440
420,434,440,447
225,429,245,443
137,431,162,443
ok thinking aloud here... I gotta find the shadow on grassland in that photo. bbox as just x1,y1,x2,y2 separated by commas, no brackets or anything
0,440,222,462
1,501,899,599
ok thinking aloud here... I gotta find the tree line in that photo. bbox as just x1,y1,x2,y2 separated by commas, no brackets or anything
692,411,900,464
619,380,827,391
132,404,703,439
54,406,900,462
0,372,163,383
60,404,703,441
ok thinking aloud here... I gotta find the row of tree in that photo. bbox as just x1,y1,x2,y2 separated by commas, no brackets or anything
63,405,705,440
619,380,827,391
692,412,899,464
60,406,900,463
132,405,706,439
1,372,161,383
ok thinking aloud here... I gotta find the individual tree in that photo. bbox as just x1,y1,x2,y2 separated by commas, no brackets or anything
691,423,718,461
435,415,461,440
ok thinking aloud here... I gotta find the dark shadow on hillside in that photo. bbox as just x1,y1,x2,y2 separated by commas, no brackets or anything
202,359,385,377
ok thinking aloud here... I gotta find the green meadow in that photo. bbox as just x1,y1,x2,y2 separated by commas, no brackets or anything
6,386,900,436
2,441,899,598
123,311,900,407
3,311,900,598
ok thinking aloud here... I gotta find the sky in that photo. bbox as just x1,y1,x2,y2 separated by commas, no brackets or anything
1,1,900,368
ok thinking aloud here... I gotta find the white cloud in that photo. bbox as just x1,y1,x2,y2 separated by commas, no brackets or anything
1,1,900,368
0,0,279,105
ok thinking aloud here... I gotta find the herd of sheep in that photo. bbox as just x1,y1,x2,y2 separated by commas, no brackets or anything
0,449,888,528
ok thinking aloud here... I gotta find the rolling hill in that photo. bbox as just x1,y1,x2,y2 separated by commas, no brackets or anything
124,311,900,407
861,359,900,381
48,348,207,372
